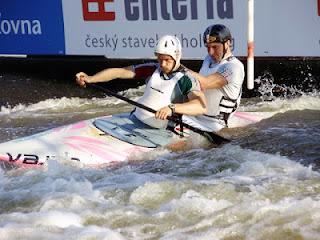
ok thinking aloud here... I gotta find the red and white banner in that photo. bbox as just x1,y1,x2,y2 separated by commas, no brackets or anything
1,0,319,58
61,0,320,58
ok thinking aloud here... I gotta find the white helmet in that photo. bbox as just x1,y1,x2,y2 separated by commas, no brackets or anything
154,35,182,71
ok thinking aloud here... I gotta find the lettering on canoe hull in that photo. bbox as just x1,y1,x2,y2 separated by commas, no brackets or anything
6,153,40,165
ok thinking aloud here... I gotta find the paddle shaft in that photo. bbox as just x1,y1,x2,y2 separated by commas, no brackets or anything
89,83,230,145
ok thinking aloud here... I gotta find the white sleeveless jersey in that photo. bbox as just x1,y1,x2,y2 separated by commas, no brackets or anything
134,68,183,129
200,55,244,116
182,55,244,132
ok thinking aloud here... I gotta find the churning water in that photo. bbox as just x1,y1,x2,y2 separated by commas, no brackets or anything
0,72,319,240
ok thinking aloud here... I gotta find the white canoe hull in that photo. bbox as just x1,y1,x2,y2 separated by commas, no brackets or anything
0,111,275,168
0,116,154,168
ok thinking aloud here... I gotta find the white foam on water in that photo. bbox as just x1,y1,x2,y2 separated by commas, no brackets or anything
0,85,319,239
0,85,145,116
0,221,126,240
128,147,171,162
129,181,182,209
93,169,168,192
155,145,320,240
239,93,320,113
37,211,83,228
0,97,116,116
162,189,232,219
0,163,131,239
67,226,126,240
1,144,320,239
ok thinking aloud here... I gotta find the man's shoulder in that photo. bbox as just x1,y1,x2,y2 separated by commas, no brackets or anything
219,56,244,72
133,62,159,78
133,62,159,70
175,66,197,83
218,56,245,83
226,56,244,67
177,72,200,92
175,65,188,73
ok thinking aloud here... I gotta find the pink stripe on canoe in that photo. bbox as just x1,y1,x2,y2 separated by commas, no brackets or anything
64,136,130,162
53,121,89,133
234,112,263,123
70,121,87,130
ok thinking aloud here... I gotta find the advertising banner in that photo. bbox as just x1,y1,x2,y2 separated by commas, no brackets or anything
0,0,65,55
1,0,319,58
62,0,245,59
62,0,320,59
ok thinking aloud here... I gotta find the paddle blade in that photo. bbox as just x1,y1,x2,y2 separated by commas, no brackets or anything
202,131,231,145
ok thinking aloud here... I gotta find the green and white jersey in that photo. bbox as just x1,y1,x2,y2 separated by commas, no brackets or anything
132,63,200,129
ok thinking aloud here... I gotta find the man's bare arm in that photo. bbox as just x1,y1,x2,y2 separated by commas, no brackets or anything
75,66,135,87
188,69,227,90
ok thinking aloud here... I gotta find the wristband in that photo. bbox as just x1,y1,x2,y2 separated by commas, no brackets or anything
168,104,175,114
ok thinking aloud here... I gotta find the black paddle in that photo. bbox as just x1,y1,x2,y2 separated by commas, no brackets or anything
88,83,230,145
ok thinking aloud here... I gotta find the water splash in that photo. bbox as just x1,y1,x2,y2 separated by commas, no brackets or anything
255,72,305,101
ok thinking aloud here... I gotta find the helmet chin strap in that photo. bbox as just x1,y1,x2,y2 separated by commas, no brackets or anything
221,42,227,60
171,60,180,72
